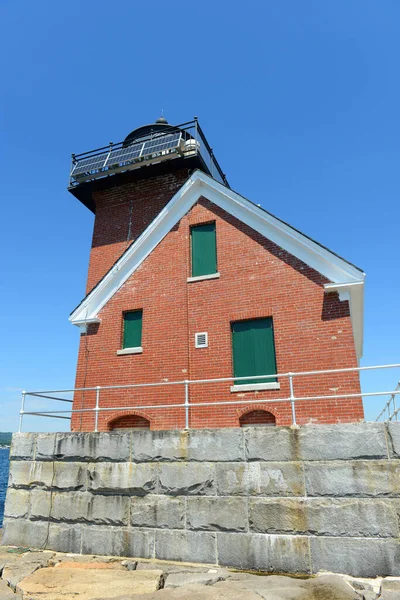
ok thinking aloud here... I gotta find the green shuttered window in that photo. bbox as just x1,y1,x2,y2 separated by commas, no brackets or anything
231,318,277,385
123,310,143,349
191,222,217,277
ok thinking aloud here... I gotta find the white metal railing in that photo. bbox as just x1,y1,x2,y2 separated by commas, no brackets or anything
18,363,400,432
375,381,400,422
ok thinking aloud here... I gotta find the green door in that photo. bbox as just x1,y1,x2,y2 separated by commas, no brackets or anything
232,318,277,385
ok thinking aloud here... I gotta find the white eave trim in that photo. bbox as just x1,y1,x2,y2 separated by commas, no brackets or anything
70,170,365,356
324,280,365,360
74,318,101,334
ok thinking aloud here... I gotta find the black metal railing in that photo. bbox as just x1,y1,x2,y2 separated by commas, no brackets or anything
69,118,229,188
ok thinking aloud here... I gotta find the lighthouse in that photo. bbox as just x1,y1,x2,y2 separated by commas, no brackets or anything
69,116,364,431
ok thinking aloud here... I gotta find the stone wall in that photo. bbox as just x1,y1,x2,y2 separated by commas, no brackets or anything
3,424,400,577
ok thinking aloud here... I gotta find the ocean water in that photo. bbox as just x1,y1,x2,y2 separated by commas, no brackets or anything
0,448,10,527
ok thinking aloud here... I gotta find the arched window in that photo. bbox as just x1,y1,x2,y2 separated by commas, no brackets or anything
110,414,150,430
239,410,276,427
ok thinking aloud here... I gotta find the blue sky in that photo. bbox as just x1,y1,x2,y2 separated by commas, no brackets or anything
1,1,399,431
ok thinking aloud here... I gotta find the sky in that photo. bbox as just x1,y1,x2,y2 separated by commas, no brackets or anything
0,0,399,431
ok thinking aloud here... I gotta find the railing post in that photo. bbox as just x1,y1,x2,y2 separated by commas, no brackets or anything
288,374,298,428
184,380,190,429
19,391,26,433
194,117,199,160
94,386,100,432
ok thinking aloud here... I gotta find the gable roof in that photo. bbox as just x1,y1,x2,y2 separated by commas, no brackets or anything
70,170,365,357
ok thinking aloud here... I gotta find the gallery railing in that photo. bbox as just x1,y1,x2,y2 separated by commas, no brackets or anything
69,118,229,188
18,363,400,432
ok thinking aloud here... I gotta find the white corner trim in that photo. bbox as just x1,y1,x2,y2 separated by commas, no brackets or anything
70,169,365,358
116,347,143,356
187,272,220,283
324,280,364,359
230,382,281,392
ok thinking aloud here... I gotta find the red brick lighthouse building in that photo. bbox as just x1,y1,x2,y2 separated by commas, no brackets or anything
69,117,365,431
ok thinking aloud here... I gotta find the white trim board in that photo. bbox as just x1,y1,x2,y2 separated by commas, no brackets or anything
70,171,365,357
324,281,364,359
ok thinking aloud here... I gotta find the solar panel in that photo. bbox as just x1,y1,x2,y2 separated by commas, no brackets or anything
142,132,181,157
71,153,108,177
106,141,143,166
71,132,182,182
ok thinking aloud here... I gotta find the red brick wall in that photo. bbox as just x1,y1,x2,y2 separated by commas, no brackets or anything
72,177,363,431
86,170,190,294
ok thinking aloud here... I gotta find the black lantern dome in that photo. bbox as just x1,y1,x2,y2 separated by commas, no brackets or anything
123,116,174,146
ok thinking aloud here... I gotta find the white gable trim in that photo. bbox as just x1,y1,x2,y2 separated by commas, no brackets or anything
70,170,365,356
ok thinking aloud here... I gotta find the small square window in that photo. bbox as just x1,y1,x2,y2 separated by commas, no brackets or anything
195,332,208,348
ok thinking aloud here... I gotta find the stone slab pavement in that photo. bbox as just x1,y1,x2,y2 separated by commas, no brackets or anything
0,543,399,599
18,566,164,599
